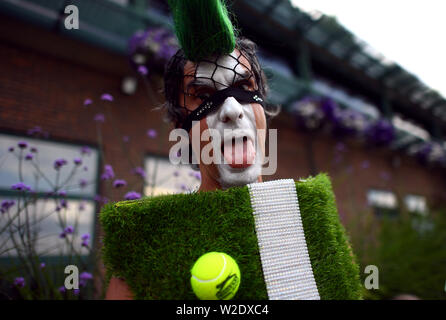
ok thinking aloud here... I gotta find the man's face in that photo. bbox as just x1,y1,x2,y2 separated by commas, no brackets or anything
180,49,267,189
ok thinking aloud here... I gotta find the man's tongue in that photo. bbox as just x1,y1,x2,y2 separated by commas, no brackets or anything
223,138,256,168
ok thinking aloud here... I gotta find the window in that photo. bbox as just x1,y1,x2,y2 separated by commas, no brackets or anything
144,155,201,196
405,195,432,233
367,189,398,217
405,195,428,217
0,134,99,257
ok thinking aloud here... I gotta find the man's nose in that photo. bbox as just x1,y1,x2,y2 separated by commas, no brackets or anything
219,97,244,123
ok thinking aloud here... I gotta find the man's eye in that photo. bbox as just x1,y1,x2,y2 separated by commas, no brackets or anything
197,92,211,100
194,88,214,100
235,80,253,91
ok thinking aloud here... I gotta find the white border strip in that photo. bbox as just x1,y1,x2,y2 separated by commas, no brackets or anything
248,179,320,300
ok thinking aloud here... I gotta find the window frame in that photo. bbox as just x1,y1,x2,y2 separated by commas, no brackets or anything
0,132,102,262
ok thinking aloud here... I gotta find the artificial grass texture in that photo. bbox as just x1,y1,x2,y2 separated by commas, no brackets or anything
100,173,362,300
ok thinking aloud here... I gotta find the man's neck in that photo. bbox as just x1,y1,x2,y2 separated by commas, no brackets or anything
198,172,221,192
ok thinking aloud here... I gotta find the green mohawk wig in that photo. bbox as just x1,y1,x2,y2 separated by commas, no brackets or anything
168,0,237,61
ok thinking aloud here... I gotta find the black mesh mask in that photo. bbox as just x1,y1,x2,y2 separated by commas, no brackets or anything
178,50,266,132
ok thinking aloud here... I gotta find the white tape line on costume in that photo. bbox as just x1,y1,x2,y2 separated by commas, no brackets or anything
247,179,320,300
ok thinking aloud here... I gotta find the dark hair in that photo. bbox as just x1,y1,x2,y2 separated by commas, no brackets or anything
163,37,279,128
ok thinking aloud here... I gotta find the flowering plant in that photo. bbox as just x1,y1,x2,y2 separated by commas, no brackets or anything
1,89,201,300
1,140,96,299
410,141,446,166
291,96,395,145
128,27,178,75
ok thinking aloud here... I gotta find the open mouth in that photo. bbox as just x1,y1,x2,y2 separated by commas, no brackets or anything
221,136,256,169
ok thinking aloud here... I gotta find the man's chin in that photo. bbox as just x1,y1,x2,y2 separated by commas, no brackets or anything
217,162,261,189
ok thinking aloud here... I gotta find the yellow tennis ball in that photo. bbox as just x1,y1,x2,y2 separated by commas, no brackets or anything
190,252,241,300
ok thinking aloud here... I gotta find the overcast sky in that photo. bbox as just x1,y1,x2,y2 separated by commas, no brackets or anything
291,0,446,98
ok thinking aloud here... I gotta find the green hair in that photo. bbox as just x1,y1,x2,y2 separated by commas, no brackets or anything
168,0,237,61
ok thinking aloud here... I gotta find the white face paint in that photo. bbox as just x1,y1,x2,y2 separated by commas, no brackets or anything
195,51,264,188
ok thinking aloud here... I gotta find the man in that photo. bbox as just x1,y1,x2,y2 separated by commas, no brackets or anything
106,37,277,301
104,0,360,300
165,38,280,191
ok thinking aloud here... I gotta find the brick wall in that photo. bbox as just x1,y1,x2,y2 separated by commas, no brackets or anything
1,18,446,296
1,17,446,223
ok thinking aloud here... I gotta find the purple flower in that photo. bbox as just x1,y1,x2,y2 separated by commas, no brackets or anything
320,98,339,121
58,190,67,197
73,289,80,295
79,202,86,211
40,262,46,269
173,170,180,177
412,142,445,165
361,160,370,169
193,172,201,180
291,97,325,131
81,146,91,155
94,113,105,123
79,179,88,189
335,142,346,152
64,226,74,234
80,272,93,281
128,27,178,71
83,98,92,106
332,108,368,137
94,195,109,204
27,126,42,136
113,179,127,188
8,147,14,152
24,153,33,161
124,191,141,200
81,234,90,247
132,166,146,178
101,165,115,180
180,184,187,191
137,65,148,75
58,286,66,293
415,143,432,164
380,171,391,181
101,93,114,102
60,199,68,208
74,157,82,166
30,147,38,153
365,119,395,146
1,200,15,214
54,158,67,170
188,171,201,180
147,129,157,138
14,277,25,288
18,141,28,149
11,182,31,192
